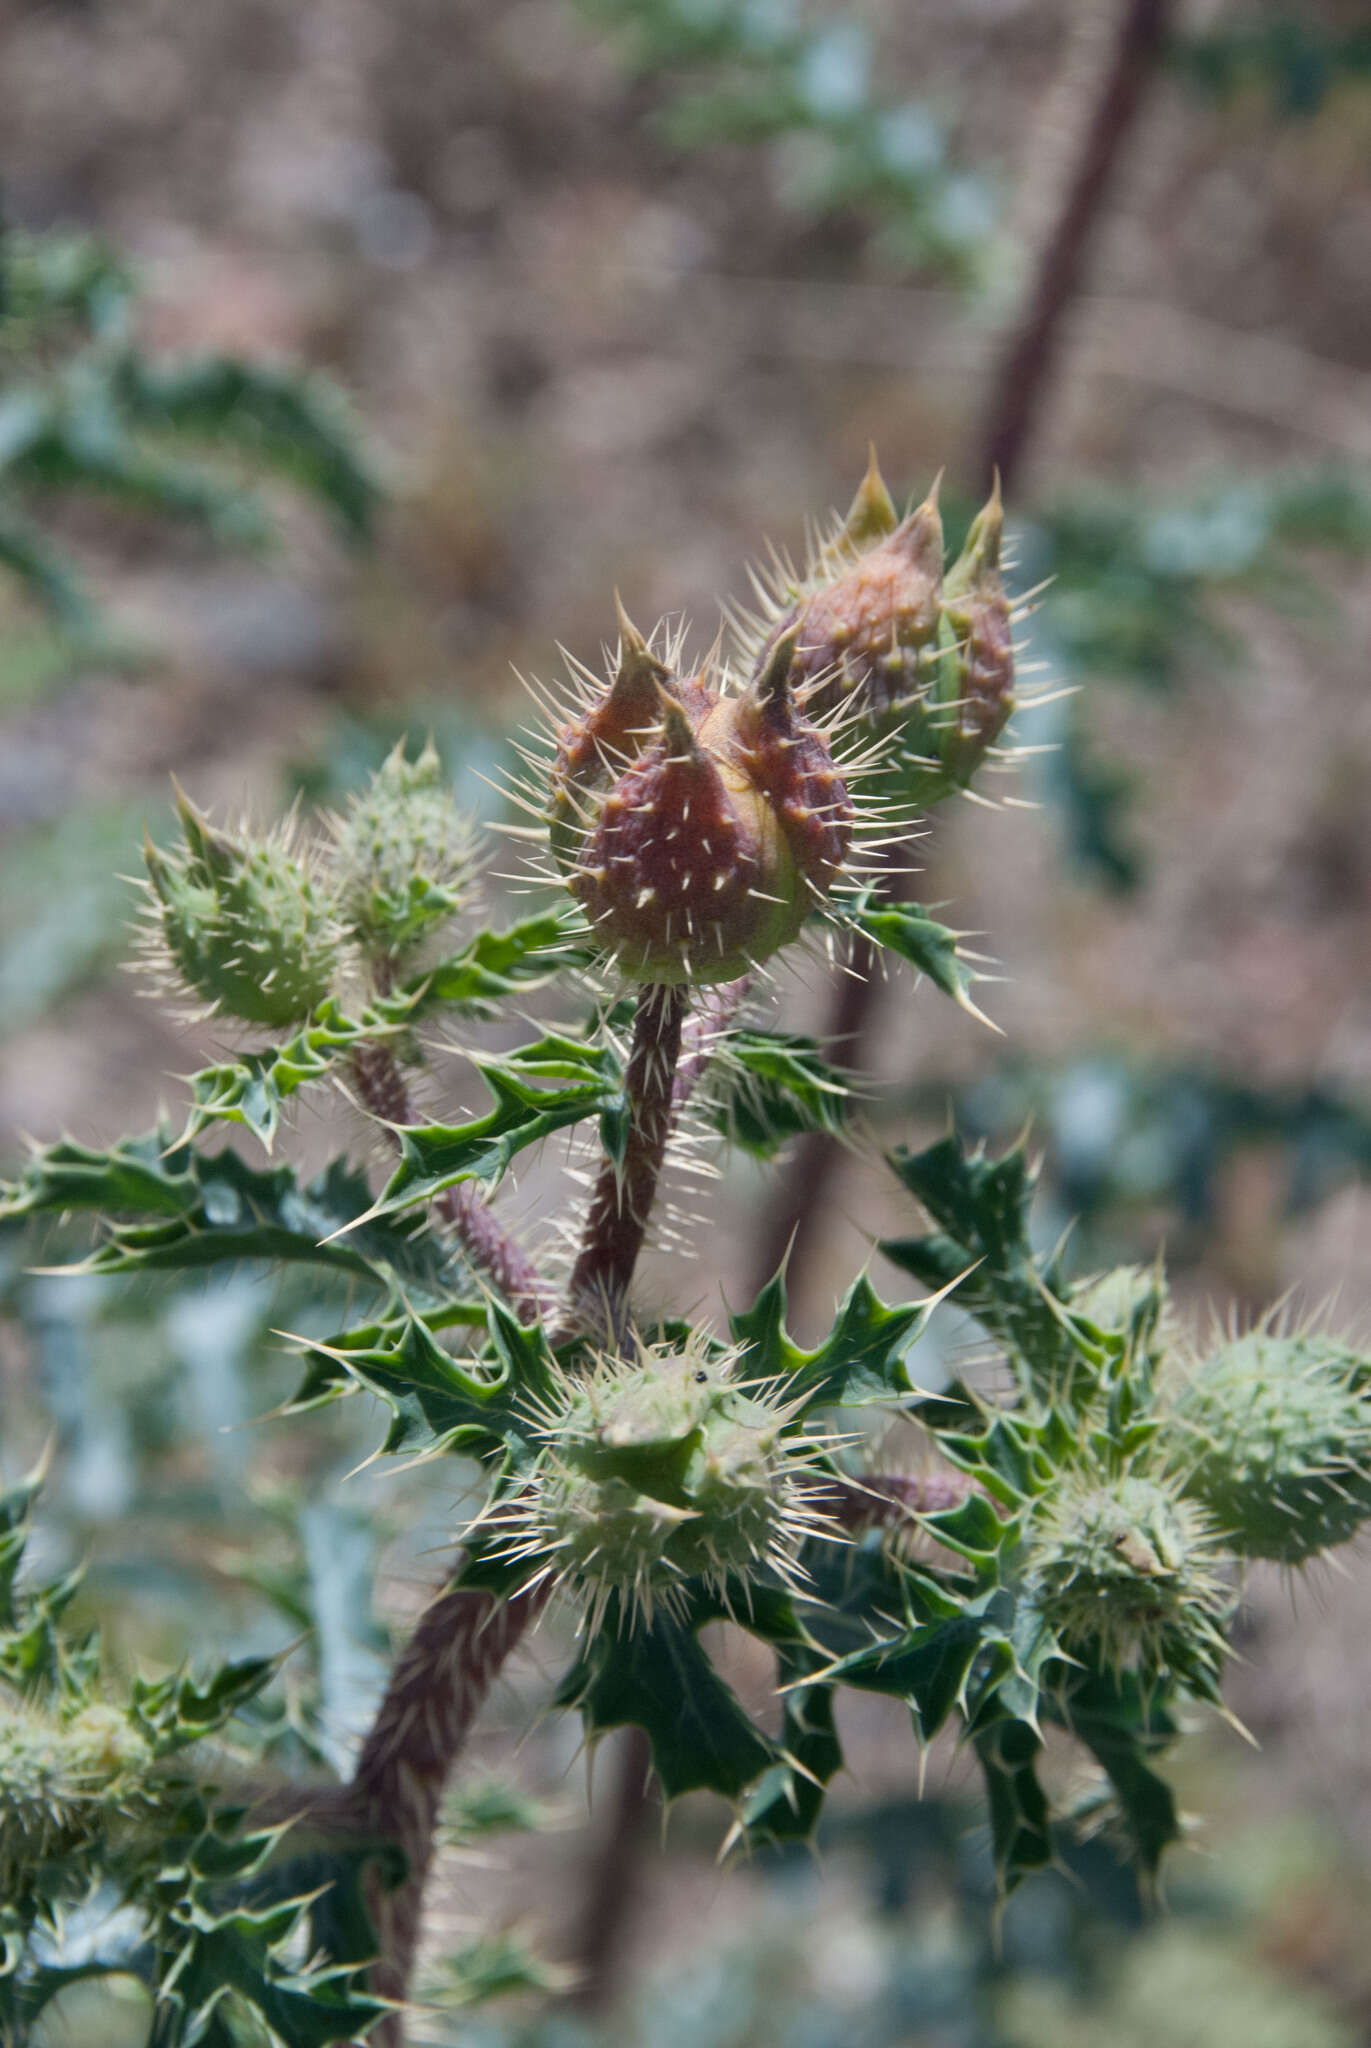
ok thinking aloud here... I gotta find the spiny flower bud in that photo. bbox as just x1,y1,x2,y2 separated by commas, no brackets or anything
483,1335,838,1632
544,611,855,985
1023,1469,1229,1690
1170,1327,1371,1564
757,454,946,723
909,474,1015,797
734,453,1021,806
142,787,340,1029
332,736,477,967
1070,1264,1173,1378
0,1700,154,1895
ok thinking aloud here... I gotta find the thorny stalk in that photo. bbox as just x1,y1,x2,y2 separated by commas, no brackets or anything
344,973,704,2036
566,981,690,1347
344,1038,558,2041
349,1580,550,2048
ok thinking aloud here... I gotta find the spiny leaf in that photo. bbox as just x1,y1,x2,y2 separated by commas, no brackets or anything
436,1930,574,2008
129,1655,281,1754
882,1133,1079,1394
182,1004,389,1149
972,1709,1053,1895
359,1032,621,1221
4,1137,473,1307
150,1809,386,2048
730,1264,934,1410
820,1585,1011,1743
555,1596,780,1806
707,1028,855,1157
844,889,997,1029
1056,1667,1183,1886
739,1663,842,1849
1,1129,193,1221
287,1301,540,1460
179,912,576,1147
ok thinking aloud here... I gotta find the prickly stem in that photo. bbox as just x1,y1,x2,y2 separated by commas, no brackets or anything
350,1577,549,2044
347,1041,554,1324
672,975,750,1112
339,1040,556,2045
566,982,689,1347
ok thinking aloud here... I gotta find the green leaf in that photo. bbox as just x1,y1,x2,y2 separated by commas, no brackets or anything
407,912,572,1014
437,1930,572,2008
181,1004,387,1149
0,1461,47,1624
972,1709,1053,1895
821,1586,1008,1743
1,1129,194,1221
289,1302,538,1460
555,1598,780,1806
113,349,379,546
844,889,997,1029
5,1137,473,1307
179,913,575,1147
707,1030,854,1157
730,1265,933,1410
883,1133,1079,1395
740,1666,842,1848
1057,1668,1182,1885
361,1032,620,1220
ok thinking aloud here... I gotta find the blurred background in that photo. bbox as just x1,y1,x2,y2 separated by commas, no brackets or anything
2,0,1371,2041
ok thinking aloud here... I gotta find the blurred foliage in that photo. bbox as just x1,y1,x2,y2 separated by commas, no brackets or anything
930,1054,1371,1266
0,223,378,696
1173,13,1371,117
449,1799,1363,2048
574,0,994,274
0,1462,388,2047
1023,465,1371,888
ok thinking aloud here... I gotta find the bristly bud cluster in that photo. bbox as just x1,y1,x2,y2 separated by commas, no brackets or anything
140,744,483,1029
142,786,340,1028
331,735,477,974
1023,1469,1230,1693
535,603,861,984
732,451,1022,807
0,1699,156,1897
1170,1322,1371,1564
482,1333,839,1632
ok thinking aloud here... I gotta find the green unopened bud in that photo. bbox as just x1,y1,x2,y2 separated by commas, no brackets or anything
1070,1264,1173,1381
1024,1469,1229,1692
0,1700,155,1896
143,788,339,1028
483,1336,836,1632
332,737,477,966
1171,1328,1371,1563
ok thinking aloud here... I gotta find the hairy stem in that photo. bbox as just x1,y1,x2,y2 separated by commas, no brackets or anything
341,1036,557,2043
348,1039,555,1324
351,1577,549,2046
672,974,749,1112
565,982,689,1345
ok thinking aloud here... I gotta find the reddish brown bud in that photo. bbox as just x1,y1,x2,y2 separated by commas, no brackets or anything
550,624,854,985
762,474,945,721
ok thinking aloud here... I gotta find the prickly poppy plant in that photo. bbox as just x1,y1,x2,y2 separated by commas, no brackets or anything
4,455,1371,2045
